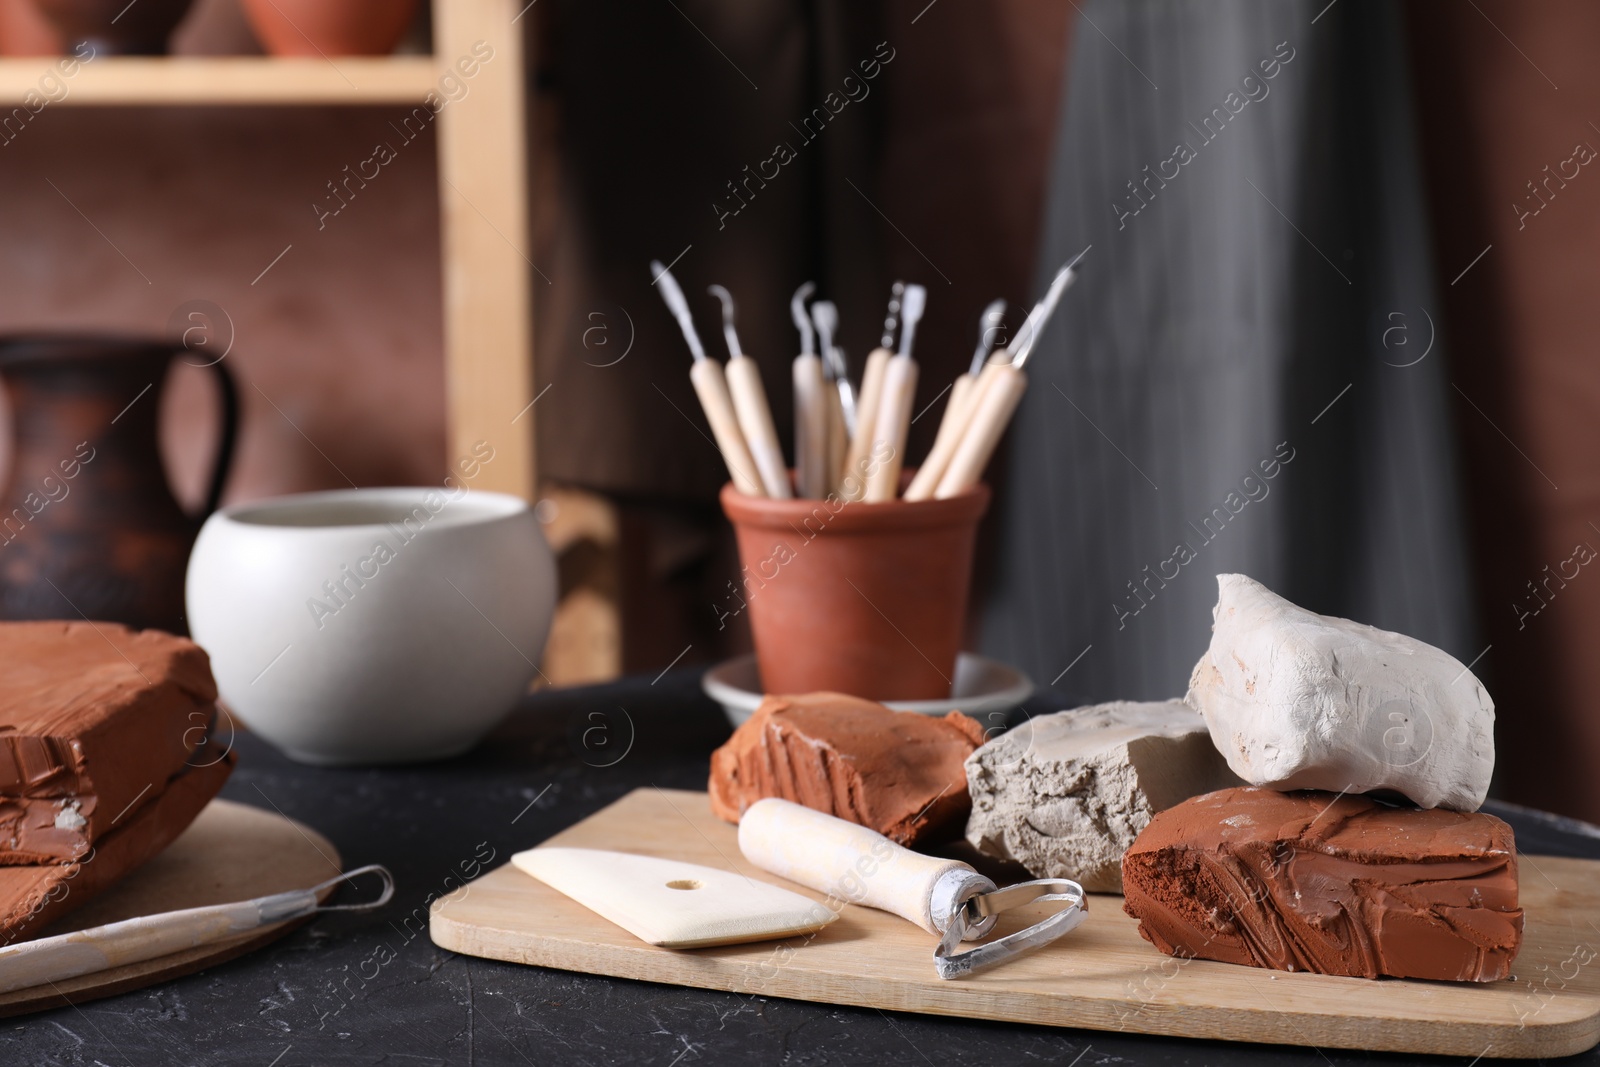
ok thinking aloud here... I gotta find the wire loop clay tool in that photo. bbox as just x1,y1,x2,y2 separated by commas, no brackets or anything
0,865,394,995
652,260,765,497
738,799,1086,979
810,300,851,494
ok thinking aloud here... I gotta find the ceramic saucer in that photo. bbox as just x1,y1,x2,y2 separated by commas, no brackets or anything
701,652,1034,728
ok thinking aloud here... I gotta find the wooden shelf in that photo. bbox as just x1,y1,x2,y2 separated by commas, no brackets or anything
0,56,438,106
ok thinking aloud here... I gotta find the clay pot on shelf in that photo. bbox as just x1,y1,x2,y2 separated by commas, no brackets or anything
0,0,61,55
719,473,990,702
0,336,238,635
239,0,419,57
28,0,193,54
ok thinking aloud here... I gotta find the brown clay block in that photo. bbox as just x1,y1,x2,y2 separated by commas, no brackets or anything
0,621,217,863
0,751,235,947
1122,786,1523,982
709,692,986,846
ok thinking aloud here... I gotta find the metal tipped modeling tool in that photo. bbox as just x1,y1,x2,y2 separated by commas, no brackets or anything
790,282,830,498
934,246,1090,499
1006,243,1090,369
864,283,926,501
811,300,852,494
971,299,1008,376
0,865,395,995
709,284,791,498
811,300,856,433
651,260,764,496
841,282,903,501
905,298,1009,501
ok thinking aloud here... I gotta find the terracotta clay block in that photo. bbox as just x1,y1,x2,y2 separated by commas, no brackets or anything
708,692,986,846
0,621,216,864
1122,787,1523,982
0,751,235,947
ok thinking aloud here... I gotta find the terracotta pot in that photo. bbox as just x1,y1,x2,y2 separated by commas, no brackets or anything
240,0,418,57
29,0,192,54
0,0,62,55
720,475,990,701
0,335,238,634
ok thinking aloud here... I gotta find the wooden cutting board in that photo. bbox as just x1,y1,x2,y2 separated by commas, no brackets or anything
0,798,340,1017
430,788,1600,1059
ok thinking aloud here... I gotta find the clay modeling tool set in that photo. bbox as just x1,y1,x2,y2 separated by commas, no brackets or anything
651,249,1087,502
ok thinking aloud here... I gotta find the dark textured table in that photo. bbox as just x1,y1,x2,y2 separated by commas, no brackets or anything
3,670,1595,1067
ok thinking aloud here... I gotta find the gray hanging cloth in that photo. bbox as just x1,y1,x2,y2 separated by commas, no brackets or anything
980,0,1477,705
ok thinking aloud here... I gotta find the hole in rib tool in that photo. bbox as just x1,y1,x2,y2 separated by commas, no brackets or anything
709,284,791,499
933,245,1090,499
863,283,926,501
790,282,830,499
0,865,395,995
905,298,1007,501
738,799,1086,979
841,282,903,501
652,260,765,497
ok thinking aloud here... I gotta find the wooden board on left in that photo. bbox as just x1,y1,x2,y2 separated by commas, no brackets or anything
0,798,341,1017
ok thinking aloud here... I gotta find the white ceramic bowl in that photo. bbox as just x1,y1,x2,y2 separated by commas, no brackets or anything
701,652,1034,728
186,487,556,765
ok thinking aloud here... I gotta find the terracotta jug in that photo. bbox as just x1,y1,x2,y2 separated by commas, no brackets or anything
0,336,238,634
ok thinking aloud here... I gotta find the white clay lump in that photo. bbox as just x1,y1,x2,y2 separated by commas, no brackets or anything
1185,574,1495,812
964,700,1238,892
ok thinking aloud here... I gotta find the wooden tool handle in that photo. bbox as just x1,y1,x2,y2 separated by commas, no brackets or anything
841,348,891,501
904,371,979,501
792,354,830,499
690,358,766,497
935,363,1027,498
725,356,792,499
825,387,848,495
738,799,969,935
864,356,918,502
0,899,266,995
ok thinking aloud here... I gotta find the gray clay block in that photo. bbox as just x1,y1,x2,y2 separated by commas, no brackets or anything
964,700,1239,892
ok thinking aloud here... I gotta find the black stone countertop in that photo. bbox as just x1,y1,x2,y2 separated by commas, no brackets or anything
2,670,1594,1067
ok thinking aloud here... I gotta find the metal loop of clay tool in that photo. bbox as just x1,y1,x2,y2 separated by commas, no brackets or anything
933,878,1087,980
311,864,397,912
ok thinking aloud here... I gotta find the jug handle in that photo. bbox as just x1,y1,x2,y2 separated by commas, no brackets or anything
197,358,240,516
